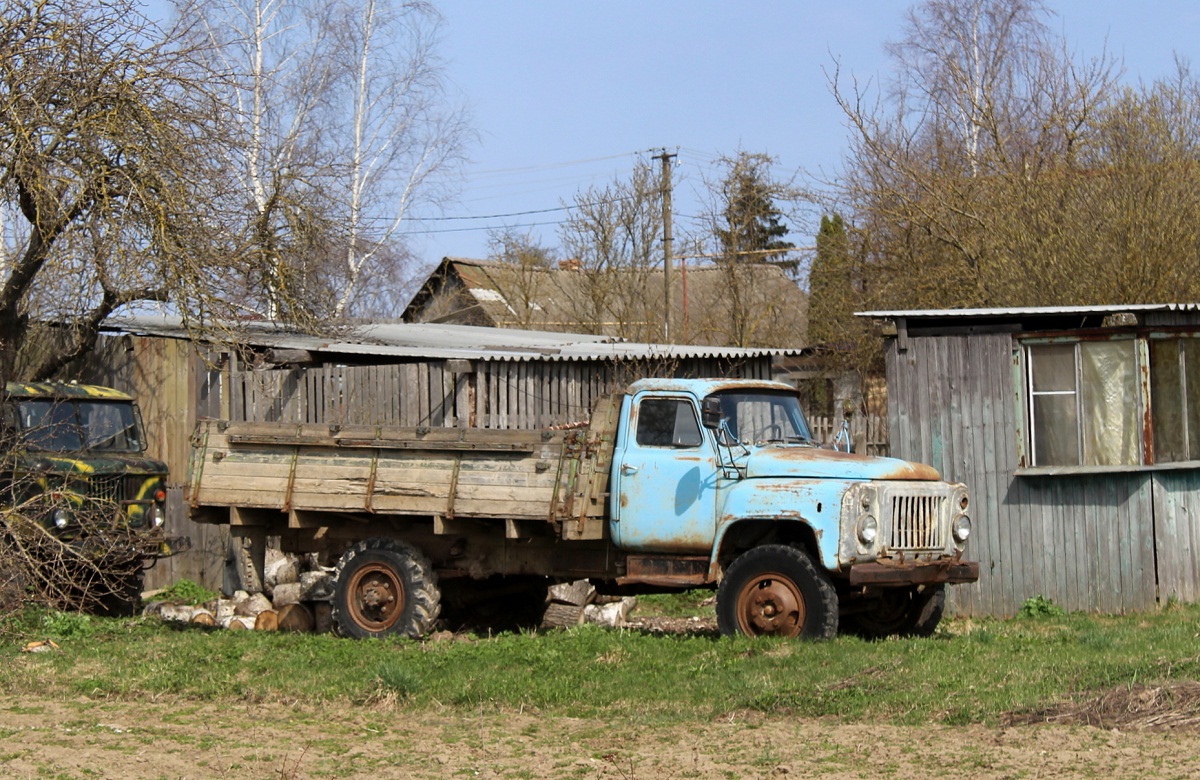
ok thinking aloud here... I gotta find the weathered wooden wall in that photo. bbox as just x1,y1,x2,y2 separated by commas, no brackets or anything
227,357,773,428
885,331,1198,617
83,336,227,591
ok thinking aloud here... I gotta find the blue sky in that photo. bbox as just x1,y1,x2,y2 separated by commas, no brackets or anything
408,1,1200,270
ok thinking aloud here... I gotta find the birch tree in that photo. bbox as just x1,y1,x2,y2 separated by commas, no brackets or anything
180,0,465,322
328,0,466,317
181,0,340,322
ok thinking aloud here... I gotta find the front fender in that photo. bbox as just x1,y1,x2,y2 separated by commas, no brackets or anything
714,478,856,570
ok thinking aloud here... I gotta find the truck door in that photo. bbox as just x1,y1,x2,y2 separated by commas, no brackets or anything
611,395,719,552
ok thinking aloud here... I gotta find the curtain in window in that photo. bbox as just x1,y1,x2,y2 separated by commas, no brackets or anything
1080,341,1138,466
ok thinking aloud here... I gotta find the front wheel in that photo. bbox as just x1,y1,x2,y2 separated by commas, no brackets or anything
331,538,440,639
716,545,838,639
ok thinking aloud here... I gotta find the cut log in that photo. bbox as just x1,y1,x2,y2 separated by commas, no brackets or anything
254,610,279,631
299,570,334,601
548,579,595,607
277,602,314,633
542,602,586,629
272,582,302,608
236,593,273,617
584,597,637,628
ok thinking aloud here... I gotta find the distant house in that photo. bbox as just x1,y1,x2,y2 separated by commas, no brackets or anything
403,256,808,349
861,304,1200,617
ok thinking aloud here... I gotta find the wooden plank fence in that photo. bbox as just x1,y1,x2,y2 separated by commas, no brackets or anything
808,415,890,458
226,358,776,430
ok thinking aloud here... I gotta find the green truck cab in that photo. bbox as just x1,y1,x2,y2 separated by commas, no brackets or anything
1,383,176,575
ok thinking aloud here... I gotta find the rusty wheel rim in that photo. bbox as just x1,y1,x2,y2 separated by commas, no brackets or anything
735,572,804,637
347,563,405,633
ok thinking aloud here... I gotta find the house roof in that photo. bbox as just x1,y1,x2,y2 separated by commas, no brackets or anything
403,256,808,348
102,314,803,364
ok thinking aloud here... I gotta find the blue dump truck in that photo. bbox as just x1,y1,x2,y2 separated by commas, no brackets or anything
189,378,977,639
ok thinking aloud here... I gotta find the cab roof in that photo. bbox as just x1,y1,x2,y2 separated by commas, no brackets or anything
4,382,135,401
624,378,796,398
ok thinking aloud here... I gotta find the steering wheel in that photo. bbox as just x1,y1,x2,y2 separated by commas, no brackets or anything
752,424,784,442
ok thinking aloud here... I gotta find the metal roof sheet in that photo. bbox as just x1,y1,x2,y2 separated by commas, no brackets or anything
856,303,1200,320
103,315,801,363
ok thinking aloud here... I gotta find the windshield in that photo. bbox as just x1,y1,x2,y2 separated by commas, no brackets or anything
17,399,144,453
710,390,813,444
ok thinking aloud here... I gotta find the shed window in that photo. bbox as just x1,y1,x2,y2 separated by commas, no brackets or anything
1026,341,1139,466
1150,338,1200,463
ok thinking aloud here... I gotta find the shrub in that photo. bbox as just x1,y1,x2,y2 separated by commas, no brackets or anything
1018,595,1064,619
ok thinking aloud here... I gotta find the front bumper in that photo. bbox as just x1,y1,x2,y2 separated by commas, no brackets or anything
847,559,980,586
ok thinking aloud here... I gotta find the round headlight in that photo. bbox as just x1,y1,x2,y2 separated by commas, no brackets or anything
150,504,166,529
856,514,878,545
952,514,972,543
52,508,72,529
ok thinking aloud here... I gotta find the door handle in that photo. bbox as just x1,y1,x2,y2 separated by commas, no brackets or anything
621,464,639,475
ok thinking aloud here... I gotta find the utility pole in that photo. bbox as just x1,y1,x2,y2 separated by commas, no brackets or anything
653,148,676,341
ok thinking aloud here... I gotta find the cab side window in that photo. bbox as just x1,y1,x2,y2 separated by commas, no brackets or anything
636,399,703,448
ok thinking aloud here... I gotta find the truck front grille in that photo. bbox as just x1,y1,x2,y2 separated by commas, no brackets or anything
88,475,144,502
888,494,945,550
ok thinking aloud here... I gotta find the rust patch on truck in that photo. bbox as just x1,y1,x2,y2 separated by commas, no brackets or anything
767,448,941,481
617,555,711,587
848,559,979,586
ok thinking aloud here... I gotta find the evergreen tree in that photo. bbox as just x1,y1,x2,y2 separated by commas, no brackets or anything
714,152,796,270
807,214,857,346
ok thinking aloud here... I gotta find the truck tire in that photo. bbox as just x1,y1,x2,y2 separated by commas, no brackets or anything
331,538,440,639
716,545,838,639
844,584,945,639
93,557,146,617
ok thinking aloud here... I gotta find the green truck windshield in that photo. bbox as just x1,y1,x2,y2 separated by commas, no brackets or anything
17,399,144,453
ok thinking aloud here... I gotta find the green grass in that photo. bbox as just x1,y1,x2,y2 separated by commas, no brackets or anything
3,601,1200,727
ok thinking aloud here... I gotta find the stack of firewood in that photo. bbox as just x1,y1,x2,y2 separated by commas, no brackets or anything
542,580,637,629
144,550,335,633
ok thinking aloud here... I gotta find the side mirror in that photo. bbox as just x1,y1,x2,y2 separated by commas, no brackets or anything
700,397,722,430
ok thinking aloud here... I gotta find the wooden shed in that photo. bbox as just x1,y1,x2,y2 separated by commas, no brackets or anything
861,304,1200,617
81,315,794,591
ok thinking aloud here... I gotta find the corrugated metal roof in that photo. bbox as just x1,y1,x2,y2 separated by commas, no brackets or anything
856,303,1200,320
104,315,802,362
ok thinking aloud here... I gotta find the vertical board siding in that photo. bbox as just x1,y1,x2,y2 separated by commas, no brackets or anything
225,356,773,429
1152,471,1200,603
887,333,1164,617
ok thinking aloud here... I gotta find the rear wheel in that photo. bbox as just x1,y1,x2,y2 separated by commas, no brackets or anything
331,538,440,639
716,545,837,639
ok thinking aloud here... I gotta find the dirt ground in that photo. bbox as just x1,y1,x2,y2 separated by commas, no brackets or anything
4,687,1200,780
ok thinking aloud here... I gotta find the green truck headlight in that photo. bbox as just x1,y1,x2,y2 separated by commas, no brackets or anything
52,508,72,529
